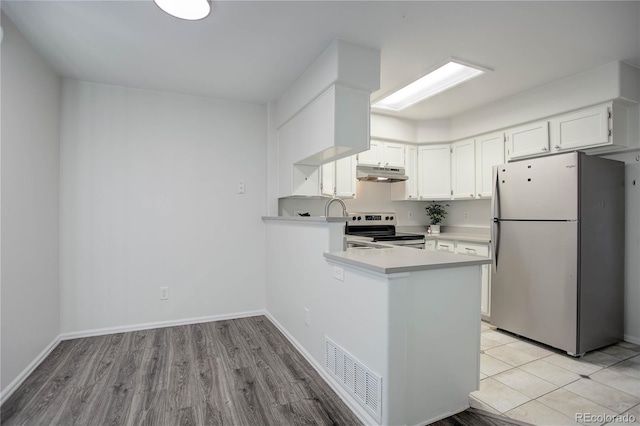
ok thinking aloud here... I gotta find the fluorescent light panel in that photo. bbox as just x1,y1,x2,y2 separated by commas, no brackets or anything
154,0,211,20
373,60,487,112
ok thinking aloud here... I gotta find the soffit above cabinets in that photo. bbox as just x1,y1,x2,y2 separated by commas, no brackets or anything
2,1,639,121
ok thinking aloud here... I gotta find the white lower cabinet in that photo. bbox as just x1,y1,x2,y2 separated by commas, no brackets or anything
456,241,492,319
434,239,492,318
435,240,455,253
424,239,436,251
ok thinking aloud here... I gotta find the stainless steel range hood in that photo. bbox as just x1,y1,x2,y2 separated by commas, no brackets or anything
356,165,408,182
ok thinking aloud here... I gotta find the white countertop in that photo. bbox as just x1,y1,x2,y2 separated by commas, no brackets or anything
324,245,491,274
262,216,348,223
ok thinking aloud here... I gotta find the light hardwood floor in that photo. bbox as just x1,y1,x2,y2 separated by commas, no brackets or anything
1,316,363,425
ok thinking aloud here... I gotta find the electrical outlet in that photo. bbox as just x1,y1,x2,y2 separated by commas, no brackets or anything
333,266,344,281
408,211,413,219
304,308,310,326
160,286,169,300
464,211,469,220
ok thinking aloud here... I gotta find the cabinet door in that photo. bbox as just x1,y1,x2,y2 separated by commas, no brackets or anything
418,144,451,200
405,145,418,199
357,140,383,166
424,240,436,251
383,142,405,167
321,162,335,196
335,156,356,198
451,139,476,200
550,104,610,152
456,242,491,318
506,120,549,160
475,132,505,199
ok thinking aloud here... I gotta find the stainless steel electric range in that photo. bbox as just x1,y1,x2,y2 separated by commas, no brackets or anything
345,212,426,249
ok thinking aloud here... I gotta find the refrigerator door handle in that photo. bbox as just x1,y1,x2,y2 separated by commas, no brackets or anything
491,166,500,271
492,219,500,271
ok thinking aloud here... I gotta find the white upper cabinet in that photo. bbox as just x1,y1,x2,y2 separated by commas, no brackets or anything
451,139,476,200
418,144,451,200
357,140,383,166
335,155,357,198
321,161,335,197
321,156,356,198
550,102,627,152
383,142,406,168
357,140,405,168
475,132,505,199
391,144,418,200
506,120,549,160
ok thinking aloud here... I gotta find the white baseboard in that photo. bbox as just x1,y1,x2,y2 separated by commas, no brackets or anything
624,334,640,345
59,310,265,340
264,311,378,426
1,334,62,406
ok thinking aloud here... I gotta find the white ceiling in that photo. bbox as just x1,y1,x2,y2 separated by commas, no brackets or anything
2,1,639,121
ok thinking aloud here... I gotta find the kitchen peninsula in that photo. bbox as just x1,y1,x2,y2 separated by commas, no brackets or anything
263,216,491,425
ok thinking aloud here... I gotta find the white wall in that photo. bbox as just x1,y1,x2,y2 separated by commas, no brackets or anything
59,80,267,334
602,151,640,344
1,14,61,392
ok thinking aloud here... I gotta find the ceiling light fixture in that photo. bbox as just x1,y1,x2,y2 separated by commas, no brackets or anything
373,59,490,112
153,0,211,21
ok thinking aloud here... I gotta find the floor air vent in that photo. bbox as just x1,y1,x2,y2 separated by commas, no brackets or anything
325,337,382,423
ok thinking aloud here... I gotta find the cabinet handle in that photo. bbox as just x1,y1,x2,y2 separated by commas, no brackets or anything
478,194,482,197
385,162,389,166
541,147,548,152
465,248,477,253
555,145,561,150
470,194,474,197
378,162,381,165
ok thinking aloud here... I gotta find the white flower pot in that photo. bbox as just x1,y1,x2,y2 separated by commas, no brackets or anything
430,224,441,234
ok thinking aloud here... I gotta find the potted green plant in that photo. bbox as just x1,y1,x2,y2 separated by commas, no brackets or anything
425,202,448,234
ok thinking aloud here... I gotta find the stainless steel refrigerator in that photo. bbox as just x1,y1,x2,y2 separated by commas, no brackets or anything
490,152,625,356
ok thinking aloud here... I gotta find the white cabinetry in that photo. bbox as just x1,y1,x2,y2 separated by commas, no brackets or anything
358,140,405,167
391,144,418,200
321,156,356,198
424,240,436,251
418,144,451,200
436,240,455,253
475,132,505,199
451,139,476,200
455,241,492,319
550,102,627,152
506,120,549,160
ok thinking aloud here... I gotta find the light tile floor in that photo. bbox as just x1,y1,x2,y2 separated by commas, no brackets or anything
470,322,640,425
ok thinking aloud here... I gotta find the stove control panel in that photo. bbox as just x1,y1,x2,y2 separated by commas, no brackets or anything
347,212,396,225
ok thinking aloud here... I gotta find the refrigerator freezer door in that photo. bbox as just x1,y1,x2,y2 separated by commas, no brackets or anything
496,153,578,220
491,221,578,354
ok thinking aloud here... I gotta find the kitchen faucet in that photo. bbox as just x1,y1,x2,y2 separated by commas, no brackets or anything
324,197,347,217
